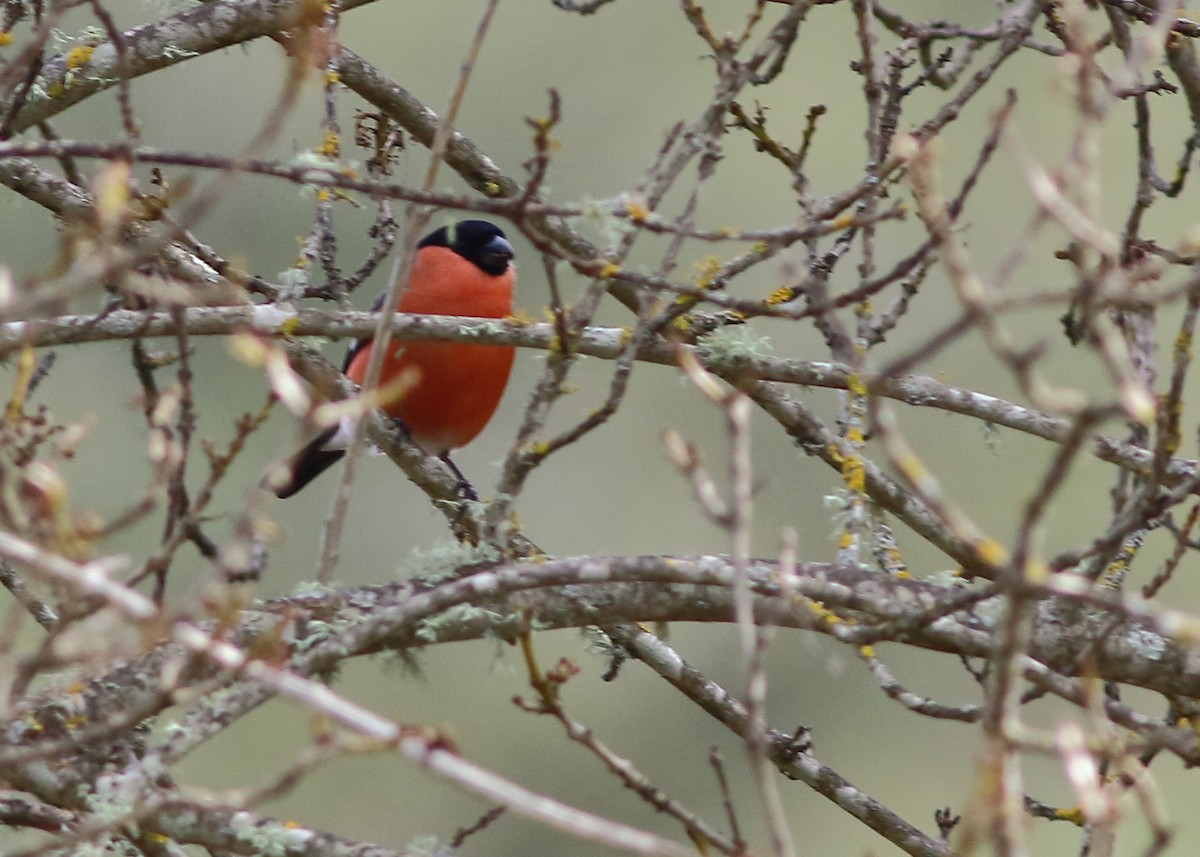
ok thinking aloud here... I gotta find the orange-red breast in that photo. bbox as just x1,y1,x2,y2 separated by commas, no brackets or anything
273,220,516,498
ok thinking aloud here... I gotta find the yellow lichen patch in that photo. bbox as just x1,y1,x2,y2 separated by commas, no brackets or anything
841,454,865,492
65,681,86,695
47,82,65,99
858,645,875,658
805,600,855,629
692,255,721,288
880,546,906,572
846,372,868,398
0,33,12,46
1053,806,1085,826
483,180,502,196
597,261,619,279
314,130,340,158
65,713,88,731
284,820,302,830
751,240,768,254
764,286,793,306
323,70,340,86
278,316,301,337
65,45,94,70
831,212,856,230
624,198,650,222
806,599,840,625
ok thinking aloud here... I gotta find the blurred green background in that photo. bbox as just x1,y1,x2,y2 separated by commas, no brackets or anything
3,1,1200,855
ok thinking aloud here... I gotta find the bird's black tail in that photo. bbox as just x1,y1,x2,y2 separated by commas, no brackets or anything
270,425,345,498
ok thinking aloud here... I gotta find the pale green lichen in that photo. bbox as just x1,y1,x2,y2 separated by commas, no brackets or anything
407,834,454,857
925,569,970,589
1126,627,1167,660
583,626,619,660
85,768,143,825
822,489,857,537
376,647,425,677
570,195,633,246
292,579,338,598
291,620,341,654
228,813,312,857
159,45,200,60
443,498,490,519
696,325,772,366
289,150,341,171
396,540,499,582
276,266,310,296
471,319,508,339
415,603,509,643
981,420,1002,452
822,490,852,513
158,720,190,739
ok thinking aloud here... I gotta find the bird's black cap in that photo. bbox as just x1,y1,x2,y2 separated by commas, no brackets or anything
420,220,514,276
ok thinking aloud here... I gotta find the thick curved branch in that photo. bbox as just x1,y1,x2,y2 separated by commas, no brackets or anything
0,305,1189,495
5,553,1196,767
4,0,378,134
3,545,1196,853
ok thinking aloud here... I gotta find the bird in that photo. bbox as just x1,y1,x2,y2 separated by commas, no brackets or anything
271,219,516,499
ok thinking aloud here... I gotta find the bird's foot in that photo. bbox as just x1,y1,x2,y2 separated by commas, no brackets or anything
439,452,479,502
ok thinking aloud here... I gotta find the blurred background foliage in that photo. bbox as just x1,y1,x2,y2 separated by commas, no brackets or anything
2,1,1199,855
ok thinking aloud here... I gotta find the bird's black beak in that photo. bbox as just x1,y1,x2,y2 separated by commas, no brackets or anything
479,235,514,275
